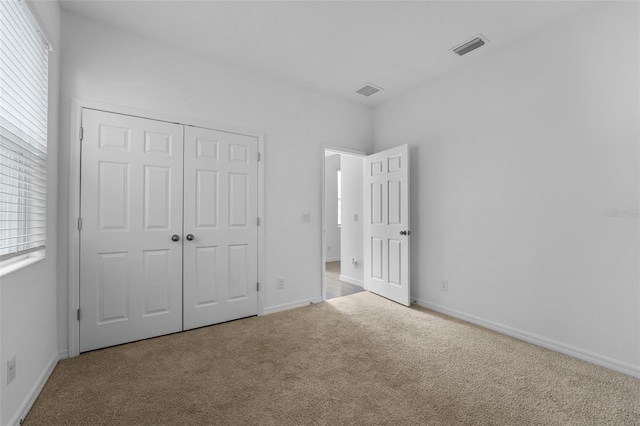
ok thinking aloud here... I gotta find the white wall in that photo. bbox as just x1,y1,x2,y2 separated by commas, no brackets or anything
57,11,373,349
340,155,364,284
324,154,341,261
1,1,61,424
374,2,640,375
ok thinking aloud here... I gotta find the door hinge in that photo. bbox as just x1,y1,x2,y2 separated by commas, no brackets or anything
77,309,81,321
257,282,259,291
257,152,261,162
77,217,82,230
79,126,84,141
257,217,260,226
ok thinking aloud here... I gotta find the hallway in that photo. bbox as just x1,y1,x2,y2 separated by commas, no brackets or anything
325,261,365,300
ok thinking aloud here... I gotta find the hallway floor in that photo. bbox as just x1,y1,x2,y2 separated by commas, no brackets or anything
325,261,364,300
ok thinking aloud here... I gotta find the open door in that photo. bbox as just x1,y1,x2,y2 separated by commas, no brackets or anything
364,144,410,306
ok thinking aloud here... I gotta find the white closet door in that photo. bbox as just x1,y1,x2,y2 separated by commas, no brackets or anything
364,144,410,306
183,126,259,330
80,109,184,352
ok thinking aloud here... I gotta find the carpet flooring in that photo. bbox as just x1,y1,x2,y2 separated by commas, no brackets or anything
25,292,640,425
325,261,365,300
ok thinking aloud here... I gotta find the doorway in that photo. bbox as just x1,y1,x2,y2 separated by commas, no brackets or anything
322,144,411,306
323,149,365,300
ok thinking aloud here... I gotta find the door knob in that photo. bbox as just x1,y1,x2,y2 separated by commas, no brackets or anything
186,234,195,241
171,234,180,242
399,230,410,236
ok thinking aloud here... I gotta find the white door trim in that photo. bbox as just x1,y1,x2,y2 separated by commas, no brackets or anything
67,99,265,357
320,145,367,302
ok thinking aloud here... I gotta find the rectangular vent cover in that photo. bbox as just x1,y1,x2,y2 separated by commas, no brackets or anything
452,35,488,56
355,83,382,97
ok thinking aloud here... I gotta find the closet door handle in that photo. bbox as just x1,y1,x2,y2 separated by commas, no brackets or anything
186,234,195,241
171,234,180,242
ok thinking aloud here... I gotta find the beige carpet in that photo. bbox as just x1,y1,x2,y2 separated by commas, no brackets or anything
25,292,640,425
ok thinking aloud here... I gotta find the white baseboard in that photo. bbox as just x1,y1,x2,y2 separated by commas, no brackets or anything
58,349,69,360
413,298,640,379
325,257,340,262
262,297,323,315
9,351,61,426
339,275,364,288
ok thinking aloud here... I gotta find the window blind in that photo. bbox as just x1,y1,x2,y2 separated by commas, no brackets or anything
0,0,49,261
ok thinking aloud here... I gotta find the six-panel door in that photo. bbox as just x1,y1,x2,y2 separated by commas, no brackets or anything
182,126,259,330
364,144,410,306
80,109,184,352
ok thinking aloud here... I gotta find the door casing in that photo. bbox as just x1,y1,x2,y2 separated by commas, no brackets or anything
67,99,265,358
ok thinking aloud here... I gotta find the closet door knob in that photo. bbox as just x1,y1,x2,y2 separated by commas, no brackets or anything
186,234,195,241
399,230,410,236
171,234,180,242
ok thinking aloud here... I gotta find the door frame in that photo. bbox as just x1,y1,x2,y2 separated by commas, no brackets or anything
320,145,367,302
67,99,265,357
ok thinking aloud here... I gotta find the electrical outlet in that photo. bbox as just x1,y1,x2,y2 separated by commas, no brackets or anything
353,213,358,222
327,245,331,252
441,281,449,292
277,278,285,289
7,356,16,385
301,213,311,223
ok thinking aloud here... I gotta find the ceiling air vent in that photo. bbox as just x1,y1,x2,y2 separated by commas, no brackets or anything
355,83,383,97
452,34,489,56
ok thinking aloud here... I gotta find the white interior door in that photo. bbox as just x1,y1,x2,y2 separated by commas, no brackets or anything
80,109,184,352
182,126,259,330
364,144,410,306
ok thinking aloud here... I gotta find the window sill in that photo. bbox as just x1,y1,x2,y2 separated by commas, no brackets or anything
0,254,46,279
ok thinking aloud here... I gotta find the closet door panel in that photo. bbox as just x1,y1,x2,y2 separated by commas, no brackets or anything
80,109,184,352
183,126,259,330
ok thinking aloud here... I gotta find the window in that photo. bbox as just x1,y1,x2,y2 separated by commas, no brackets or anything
0,0,49,262
337,170,341,226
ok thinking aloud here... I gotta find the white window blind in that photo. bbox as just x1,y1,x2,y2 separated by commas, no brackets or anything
0,0,49,261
